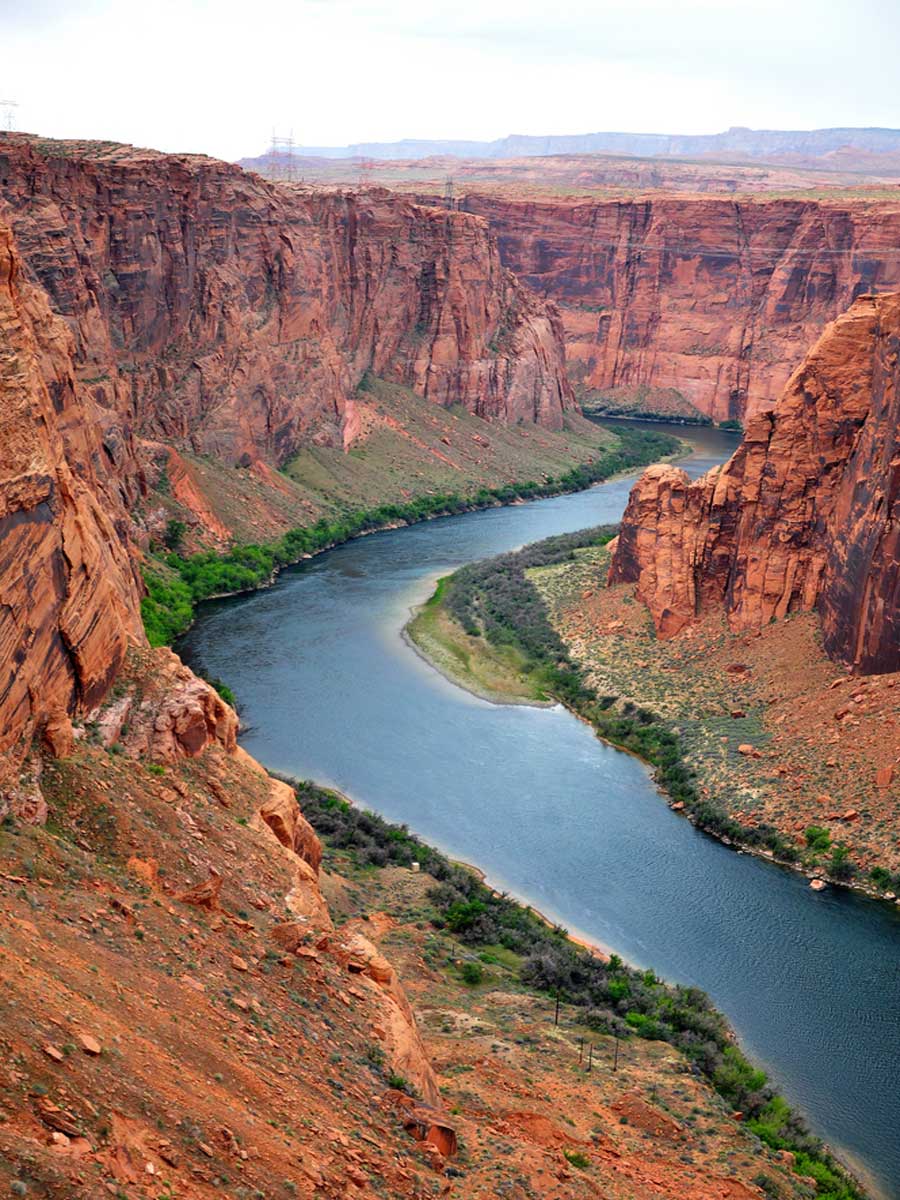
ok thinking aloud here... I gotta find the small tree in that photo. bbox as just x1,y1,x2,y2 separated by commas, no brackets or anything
829,844,856,881
461,961,484,986
164,518,187,552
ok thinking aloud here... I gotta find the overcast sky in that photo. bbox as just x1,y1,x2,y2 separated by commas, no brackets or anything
3,0,899,162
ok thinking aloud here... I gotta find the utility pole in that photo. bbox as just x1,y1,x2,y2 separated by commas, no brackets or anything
0,100,19,133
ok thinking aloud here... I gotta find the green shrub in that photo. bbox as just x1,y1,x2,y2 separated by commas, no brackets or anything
829,844,856,881
164,518,187,551
563,1149,590,1169
805,826,832,855
461,961,484,986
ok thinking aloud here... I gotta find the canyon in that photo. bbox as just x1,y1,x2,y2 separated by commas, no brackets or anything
0,134,593,772
243,150,900,425
0,134,811,1200
0,126,896,1200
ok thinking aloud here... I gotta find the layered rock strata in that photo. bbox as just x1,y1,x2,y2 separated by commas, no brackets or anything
459,193,900,422
0,219,141,780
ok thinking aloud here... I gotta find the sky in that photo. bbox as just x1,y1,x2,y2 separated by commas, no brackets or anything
3,0,900,162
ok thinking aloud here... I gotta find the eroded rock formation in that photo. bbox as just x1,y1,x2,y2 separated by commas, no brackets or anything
609,292,900,673
459,193,900,422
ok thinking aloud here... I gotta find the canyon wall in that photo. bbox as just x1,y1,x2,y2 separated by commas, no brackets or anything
0,137,573,491
460,193,900,423
608,292,900,674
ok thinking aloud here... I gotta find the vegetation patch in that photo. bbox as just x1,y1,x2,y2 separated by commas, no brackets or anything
415,531,806,866
581,384,710,425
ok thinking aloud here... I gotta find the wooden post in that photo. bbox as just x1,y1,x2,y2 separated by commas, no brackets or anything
554,990,560,1026
587,1042,593,1072
578,1037,584,1065
613,1034,619,1072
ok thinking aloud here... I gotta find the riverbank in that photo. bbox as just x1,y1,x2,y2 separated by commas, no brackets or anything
404,530,900,906
182,445,900,1198
147,423,683,649
535,541,900,900
290,776,868,1200
404,575,556,706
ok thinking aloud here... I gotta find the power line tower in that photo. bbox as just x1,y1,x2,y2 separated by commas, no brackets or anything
0,100,19,133
268,130,297,183
357,157,374,189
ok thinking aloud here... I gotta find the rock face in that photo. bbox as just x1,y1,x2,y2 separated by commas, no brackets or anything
460,193,900,422
609,293,900,673
0,218,142,781
0,136,573,487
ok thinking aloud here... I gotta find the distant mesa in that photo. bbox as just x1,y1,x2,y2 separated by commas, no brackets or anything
239,125,900,171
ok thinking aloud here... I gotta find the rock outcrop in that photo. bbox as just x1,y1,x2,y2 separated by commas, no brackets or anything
460,193,900,422
609,292,900,673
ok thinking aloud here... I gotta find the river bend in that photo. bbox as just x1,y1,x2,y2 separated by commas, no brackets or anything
181,425,900,1199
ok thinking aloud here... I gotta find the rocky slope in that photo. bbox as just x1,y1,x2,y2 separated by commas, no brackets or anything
608,292,900,675
458,193,900,423
0,645,817,1200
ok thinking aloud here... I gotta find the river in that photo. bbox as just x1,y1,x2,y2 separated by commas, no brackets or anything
180,422,900,1199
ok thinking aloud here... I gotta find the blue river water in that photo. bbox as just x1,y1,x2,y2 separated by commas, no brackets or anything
181,424,900,1198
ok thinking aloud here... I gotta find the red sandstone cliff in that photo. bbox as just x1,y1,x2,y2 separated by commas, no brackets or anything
608,292,900,674
0,218,142,778
459,193,900,423
0,137,573,491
